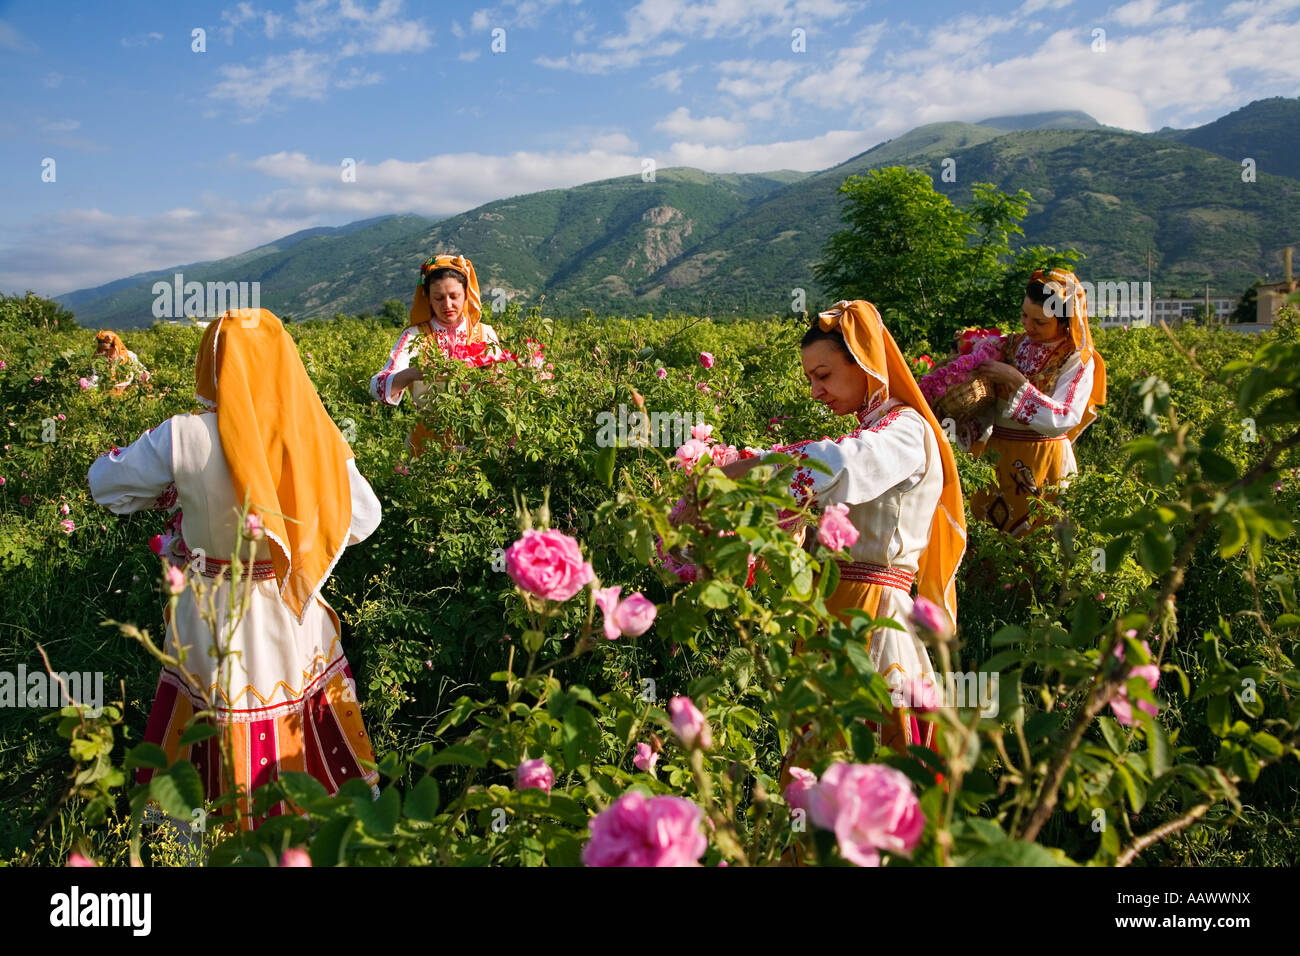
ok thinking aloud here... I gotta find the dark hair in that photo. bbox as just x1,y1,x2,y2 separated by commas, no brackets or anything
800,324,853,359
423,266,468,295
1026,278,1072,323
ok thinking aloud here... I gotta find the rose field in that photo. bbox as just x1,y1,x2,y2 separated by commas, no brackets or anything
1,291,1298,867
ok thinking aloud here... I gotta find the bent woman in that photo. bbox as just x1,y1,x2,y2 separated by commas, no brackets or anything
89,308,381,830
724,300,966,755
370,253,500,454
967,269,1107,536
92,330,152,390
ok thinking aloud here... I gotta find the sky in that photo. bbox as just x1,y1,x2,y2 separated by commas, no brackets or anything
2,0,1299,297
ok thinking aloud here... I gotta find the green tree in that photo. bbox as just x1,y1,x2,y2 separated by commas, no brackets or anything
380,299,408,326
814,167,1077,348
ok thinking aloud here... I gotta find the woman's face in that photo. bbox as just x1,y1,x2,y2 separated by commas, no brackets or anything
427,277,467,326
1021,296,1068,344
801,338,869,417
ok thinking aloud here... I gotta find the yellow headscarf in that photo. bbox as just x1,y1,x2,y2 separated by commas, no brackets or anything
1031,268,1107,443
408,253,483,338
194,308,355,624
818,300,967,633
95,330,129,362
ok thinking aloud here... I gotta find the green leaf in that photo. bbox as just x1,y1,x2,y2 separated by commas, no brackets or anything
353,786,400,835
149,761,204,819
124,742,170,771
593,443,616,487
280,770,329,807
309,817,351,867
1096,716,1126,755
178,723,221,748
1137,710,1170,778
698,580,731,609
1137,528,1173,576
964,840,1070,866
850,721,876,762
428,744,488,768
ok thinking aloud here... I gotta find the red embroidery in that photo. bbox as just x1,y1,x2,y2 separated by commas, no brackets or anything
154,481,178,511
866,407,905,433
374,327,416,403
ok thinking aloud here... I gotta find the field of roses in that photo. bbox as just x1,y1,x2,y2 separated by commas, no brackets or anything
1,290,1298,867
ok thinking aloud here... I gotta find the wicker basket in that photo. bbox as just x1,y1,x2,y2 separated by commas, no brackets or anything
932,374,996,422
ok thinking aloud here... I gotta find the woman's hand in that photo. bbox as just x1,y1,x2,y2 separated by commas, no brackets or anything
977,360,1026,397
717,457,765,479
393,367,425,391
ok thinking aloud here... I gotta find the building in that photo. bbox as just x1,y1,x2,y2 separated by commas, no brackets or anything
1151,296,1235,324
1256,246,1297,327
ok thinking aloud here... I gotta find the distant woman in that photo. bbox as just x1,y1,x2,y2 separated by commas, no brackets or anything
88,308,382,830
966,269,1107,536
370,253,500,454
91,330,151,390
719,300,966,755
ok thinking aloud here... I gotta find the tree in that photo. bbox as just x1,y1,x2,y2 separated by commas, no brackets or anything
813,167,1078,348
380,299,408,326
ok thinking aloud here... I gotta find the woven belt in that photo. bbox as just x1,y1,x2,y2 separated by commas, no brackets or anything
992,426,1065,442
192,557,277,580
837,561,915,591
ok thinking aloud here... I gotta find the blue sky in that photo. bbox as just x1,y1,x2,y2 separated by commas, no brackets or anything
2,0,1298,296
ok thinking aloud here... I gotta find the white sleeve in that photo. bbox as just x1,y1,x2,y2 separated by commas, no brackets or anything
1004,352,1094,437
775,408,929,508
346,459,382,544
370,328,419,406
87,418,175,514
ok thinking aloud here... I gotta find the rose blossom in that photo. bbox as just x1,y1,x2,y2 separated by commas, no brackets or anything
655,367,667,380
1109,635,1160,727
516,758,555,794
895,676,940,711
909,595,951,638
594,586,624,640
673,437,711,471
818,503,859,552
668,696,712,749
806,762,925,867
78,377,93,390
784,767,818,815
691,422,714,442
582,791,707,867
279,848,312,867
244,513,263,539
612,592,657,637
67,852,97,867
505,528,595,602
699,352,715,370
710,443,740,467
633,742,659,774
60,519,74,534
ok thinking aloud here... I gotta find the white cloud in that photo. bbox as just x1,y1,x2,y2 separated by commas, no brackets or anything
221,1,283,39
659,128,879,174
0,20,38,52
120,32,164,48
716,59,804,99
459,48,482,61
39,119,80,133
1108,0,1192,26
651,68,685,93
591,132,639,152
43,71,64,88
209,50,333,114
335,66,382,88
654,107,746,144
536,41,684,73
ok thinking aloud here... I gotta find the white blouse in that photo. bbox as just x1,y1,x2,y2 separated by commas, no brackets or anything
768,399,944,571
370,319,500,406
87,416,382,546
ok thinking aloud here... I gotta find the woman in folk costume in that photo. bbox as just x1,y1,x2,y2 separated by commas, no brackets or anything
88,308,382,830
92,330,152,390
723,300,966,755
370,253,500,455
965,269,1107,537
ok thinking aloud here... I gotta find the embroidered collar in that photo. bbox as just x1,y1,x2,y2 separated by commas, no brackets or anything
858,396,902,428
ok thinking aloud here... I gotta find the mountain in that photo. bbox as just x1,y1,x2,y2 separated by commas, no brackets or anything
58,99,1300,326
1153,97,1300,183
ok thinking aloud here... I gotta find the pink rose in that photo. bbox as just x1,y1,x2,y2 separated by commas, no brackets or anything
244,513,263,539
60,519,74,534
59,502,70,515
505,529,595,602
516,757,555,794
1109,637,1160,727
710,443,739,467
613,592,657,637
633,742,659,774
67,852,97,867
818,503,859,552
668,696,712,749
0,477,5,486
909,595,951,637
673,437,711,472
582,791,707,867
594,586,624,640
699,352,715,370
807,763,925,867
79,377,92,389
784,767,818,815
279,848,312,867
894,676,940,712
165,563,186,596
394,463,410,476
655,367,667,380
691,422,713,442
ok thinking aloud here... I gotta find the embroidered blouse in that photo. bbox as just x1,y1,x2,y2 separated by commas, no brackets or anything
370,320,500,406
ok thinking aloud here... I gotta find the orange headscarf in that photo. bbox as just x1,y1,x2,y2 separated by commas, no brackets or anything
408,253,482,337
95,330,129,362
194,308,354,624
1032,268,1107,443
818,300,967,633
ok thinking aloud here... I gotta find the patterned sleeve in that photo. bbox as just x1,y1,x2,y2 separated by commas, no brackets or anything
1005,351,1095,437
87,418,176,514
769,407,930,508
370,327,419,406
